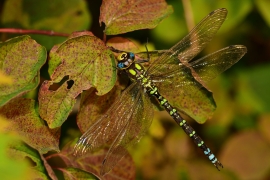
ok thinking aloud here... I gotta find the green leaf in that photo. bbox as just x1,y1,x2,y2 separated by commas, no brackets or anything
7,141,51,179
39,32,117,128
191,0,252,33
256,0,270,27
160,80,216,124
151,1,186,46
152,0,252,47
0,98,60,154
0,35,46,106
1,0,91,49
62,168,98,180
244,64,270,112
0,132,31,180
100,0,173,35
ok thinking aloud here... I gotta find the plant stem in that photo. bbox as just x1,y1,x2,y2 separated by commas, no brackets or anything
0,28,69,37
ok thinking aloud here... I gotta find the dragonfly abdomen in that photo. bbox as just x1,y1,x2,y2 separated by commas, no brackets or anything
151,89,222,170
125,58,223,170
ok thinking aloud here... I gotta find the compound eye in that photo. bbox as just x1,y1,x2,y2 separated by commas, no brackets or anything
118,53,127,61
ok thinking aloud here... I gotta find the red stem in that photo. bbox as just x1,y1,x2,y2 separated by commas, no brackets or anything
0,28,70,37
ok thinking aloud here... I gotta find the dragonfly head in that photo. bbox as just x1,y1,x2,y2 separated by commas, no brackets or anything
116,52,135,70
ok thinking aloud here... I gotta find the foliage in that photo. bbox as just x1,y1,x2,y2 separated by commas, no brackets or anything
0,0,270,180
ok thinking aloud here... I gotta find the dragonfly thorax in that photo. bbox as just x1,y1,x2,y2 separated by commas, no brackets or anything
116,52,135,70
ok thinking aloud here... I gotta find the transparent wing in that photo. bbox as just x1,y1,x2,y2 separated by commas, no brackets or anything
101,88,154,175
190,45,247,82
147,8,228,76
152,63,216,124
73,81,154,175
74,82,140,155
151,45,247,123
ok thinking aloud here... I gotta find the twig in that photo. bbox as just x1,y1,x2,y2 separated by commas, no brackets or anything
0,28,70,37
181,0,194,31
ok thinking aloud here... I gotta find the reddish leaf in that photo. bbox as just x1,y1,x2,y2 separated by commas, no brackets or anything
0,35,46,106
40,154,58,180
68,31,94,39
220,130,270,180
0,97,60,154
39,32,117,128
106,37,140,53
77,82,125,133
100,0,173,35
54,141,136,180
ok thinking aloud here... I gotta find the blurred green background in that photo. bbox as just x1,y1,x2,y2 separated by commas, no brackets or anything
1,0,270,179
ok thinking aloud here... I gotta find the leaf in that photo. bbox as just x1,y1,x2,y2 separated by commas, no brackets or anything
40,155,58,180
258,114,270,144
1,0,91,49
185,160,231,180
244,64,270,112
77,82,125,133
54,141,136,180
61,168,98,180
100,0,173,35
0,97,60,154
0,133,33,180
0,71,13,85
107,37,140,53
39,33,117,128
7,141,51,179
151,1,186,46
220,130,270,180
191,0,252,33
164,129,190,160
0,35,46,106
256,0,270,27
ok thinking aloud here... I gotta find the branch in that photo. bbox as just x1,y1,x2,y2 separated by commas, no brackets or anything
0,28,70,37
182,0,194,31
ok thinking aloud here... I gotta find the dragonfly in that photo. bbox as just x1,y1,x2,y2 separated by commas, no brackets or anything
74,8,247,175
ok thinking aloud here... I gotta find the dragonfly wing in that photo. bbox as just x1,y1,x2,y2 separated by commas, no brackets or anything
74,82,140,156
151,45,247,123
152,64,216,124
147,8,228,76
101,88,154,175
190,45,247,82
